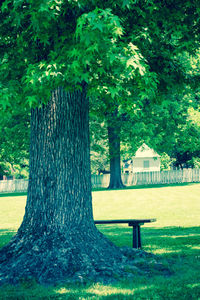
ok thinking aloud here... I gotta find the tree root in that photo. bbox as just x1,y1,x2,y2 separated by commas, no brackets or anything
0,230,171,285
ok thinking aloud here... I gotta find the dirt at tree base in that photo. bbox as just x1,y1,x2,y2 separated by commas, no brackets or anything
0,230,171,286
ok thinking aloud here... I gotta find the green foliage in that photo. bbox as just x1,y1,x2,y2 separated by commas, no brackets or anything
0,161,29,179
189,157,200,168
87,3,200,165
90,148,110,174
128,86,200,168
171,105,200,167
1,0,200,172
0,161,10,177
0,0,198,109
11,162,29,179
0,105,30,177
0,2,158,109
90,112,109,173
160,153,175,171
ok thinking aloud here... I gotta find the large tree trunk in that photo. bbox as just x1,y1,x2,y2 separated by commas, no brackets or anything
0,88,169,284
19,87,94,236
107,111,125,189
0,87,126,284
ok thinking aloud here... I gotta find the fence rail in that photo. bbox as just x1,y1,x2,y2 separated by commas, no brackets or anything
0,169,200,193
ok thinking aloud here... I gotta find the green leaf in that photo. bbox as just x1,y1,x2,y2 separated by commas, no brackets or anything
80,72,90,83
1,0,11,12
93,21,103,32
68,48,80,58
110,87,119,99
38,4,49,12
122,0,131,9
26,95,38,108
113,26,123,36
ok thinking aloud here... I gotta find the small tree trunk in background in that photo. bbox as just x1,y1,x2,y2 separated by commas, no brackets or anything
107,110,125,189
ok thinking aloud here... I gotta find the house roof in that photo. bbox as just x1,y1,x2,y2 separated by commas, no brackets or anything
134,144,160,158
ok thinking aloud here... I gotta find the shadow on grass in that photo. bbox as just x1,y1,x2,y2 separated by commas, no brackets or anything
0,226,200,299
0,229,16,249
1,226,199,258
0,192,27,198
0,282,167,300
142,226,200,258
97,225,200,258
1,278,200,300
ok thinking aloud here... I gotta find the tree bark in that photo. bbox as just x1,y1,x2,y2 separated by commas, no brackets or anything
107,111,125,189
19,87,94,235
0,87,126,285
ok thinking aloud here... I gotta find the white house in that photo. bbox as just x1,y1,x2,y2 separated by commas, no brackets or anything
123,144,160,173
133,144,160,172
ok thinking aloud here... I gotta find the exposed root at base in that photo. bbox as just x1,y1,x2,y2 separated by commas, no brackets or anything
0,232,171,285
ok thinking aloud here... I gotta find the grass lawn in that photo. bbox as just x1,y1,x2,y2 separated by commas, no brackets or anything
0,183,200,299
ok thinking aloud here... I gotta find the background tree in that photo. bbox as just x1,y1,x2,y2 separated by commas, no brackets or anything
91,0,200,187
106,107,125,188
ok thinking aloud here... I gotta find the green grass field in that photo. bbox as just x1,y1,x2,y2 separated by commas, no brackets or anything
0,183,200,299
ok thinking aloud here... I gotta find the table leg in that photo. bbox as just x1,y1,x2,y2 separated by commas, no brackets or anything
132,225,142,249
137,225,141,248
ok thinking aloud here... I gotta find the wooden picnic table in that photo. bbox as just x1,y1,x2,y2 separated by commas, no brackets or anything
95,219,156,249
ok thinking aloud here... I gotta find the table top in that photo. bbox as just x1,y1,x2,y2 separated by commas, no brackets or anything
94,219,156,225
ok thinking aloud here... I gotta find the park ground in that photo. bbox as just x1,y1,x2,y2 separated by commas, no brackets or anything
0,183,200,299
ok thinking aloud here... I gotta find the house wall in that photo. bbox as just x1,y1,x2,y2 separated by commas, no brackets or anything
132,157,160,172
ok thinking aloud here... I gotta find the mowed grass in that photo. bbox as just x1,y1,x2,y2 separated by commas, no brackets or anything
0,183,200,299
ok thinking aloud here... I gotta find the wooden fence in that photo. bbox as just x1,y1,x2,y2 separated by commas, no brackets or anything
0,179,28,193
0,169,200,193
91,169,200,188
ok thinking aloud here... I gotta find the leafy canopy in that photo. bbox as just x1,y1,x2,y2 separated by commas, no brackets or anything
0,1,158,109
1,0,200,111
